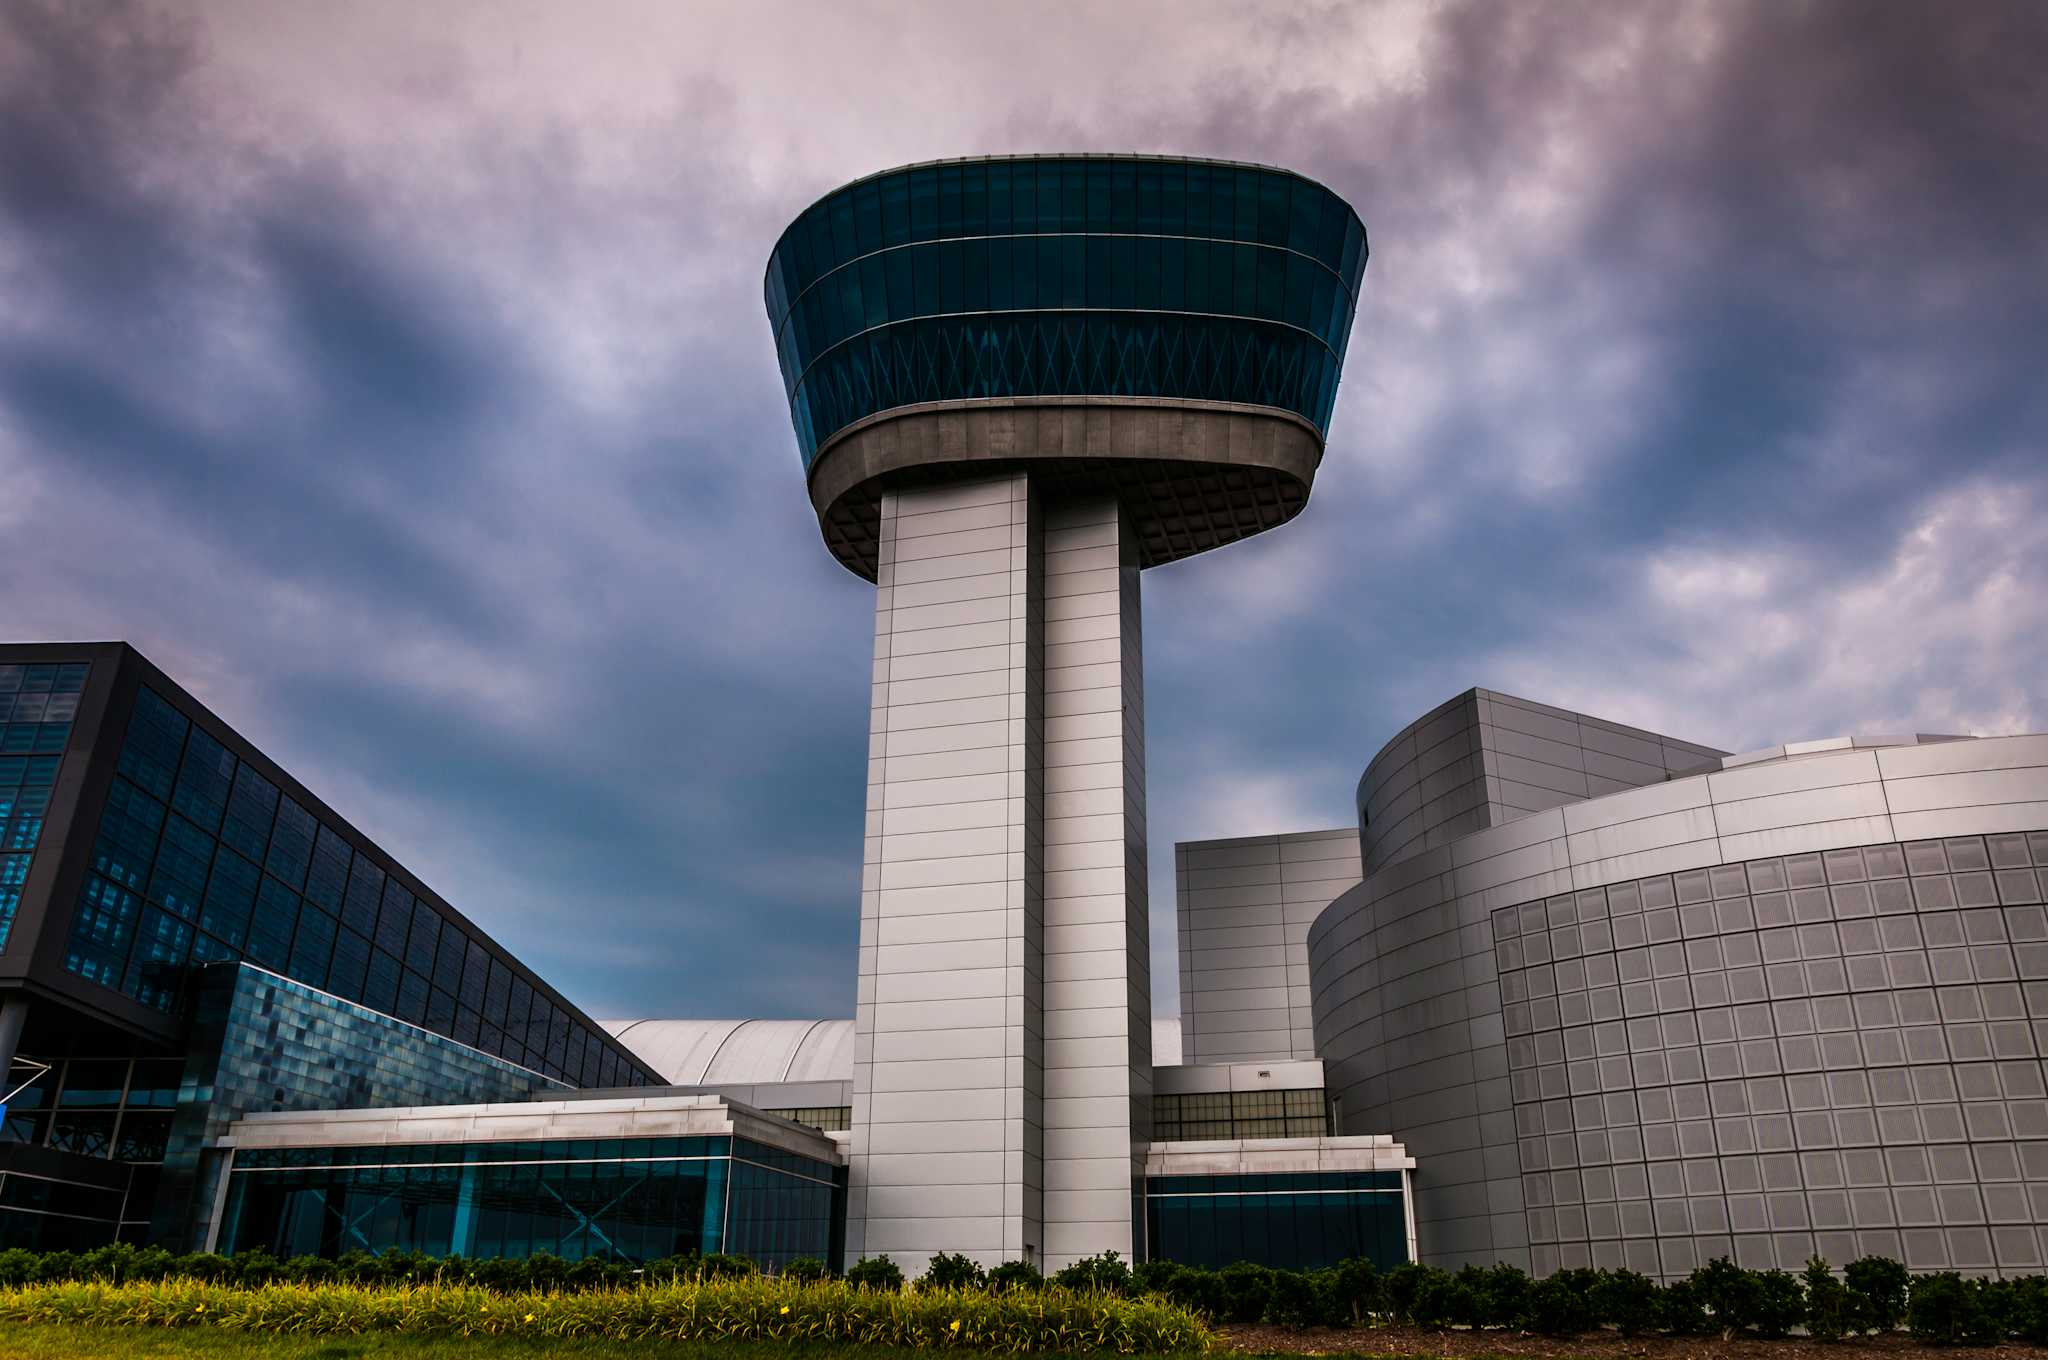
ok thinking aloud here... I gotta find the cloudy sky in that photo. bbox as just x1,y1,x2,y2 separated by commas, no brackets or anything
3,0,2043,1032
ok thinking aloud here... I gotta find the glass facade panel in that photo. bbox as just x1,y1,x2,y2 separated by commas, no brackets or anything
0,660,88,950
1145,1170,1408,1272
0,1049,182,1215
154,963,567,1250
763,155,1367,467
219,1133,840,1269
1154,1088,1330,1141
764,1106,852,1133
58,685,653,1085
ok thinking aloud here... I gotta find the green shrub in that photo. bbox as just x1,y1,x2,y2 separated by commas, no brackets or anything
1693,1256,1760,1337
988,1260,1043,1293
1910,1271,1995,1345
1475,1261,1530,1328
1526,1267,1596,1337
1134,1260,1221,1319
845,1255,905,1292
694,1252,756,1280
1052,1250,1130,1296
1593,1267,1658,1336
1803,1257,1851,1342
1215,1261,1277,1324
1378,1260,1432,1324
1128,1260,1179,1297
1655,1277,1714,1335
2006,1275,2048,1346
921,1252,985,1290
1320,1256,1380,1326
1261,1268,1321,1327
0,1275,1210,1352
782,1257,830,1282
1751,1268,1805,1339
1401,1267,1464,1328
1846,1255,1912,1332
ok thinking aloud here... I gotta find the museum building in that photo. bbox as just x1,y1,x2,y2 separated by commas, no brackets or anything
4,156,2045,1280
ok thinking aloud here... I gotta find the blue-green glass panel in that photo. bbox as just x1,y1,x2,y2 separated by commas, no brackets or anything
200,847,261,947
264,797,317,890
246,876,300,970
219,763,279,864
302,824,352,915
92,776,166,891
118,689,188,803
341,855,384,938
170,726,235,834
145,813,213,922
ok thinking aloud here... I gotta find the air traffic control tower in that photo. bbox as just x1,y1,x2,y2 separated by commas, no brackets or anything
764,156,1367,1268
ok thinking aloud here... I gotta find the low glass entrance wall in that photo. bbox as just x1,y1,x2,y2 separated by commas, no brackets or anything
219,1134,840,1269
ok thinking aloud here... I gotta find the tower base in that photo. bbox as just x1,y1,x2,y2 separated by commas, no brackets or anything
846,472,1150,1271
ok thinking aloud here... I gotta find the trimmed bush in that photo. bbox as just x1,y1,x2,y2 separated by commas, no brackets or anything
1847,1255,1913,1332
1655,1277,1713,1335
1803,1257,1852,1342
783,1257,831,1282
1215,1261,1277,1324
1318,1256,1380,1327
1593,1267,1658,1337
1408,1268,1474,1328
1052,1250,1130,1296
987,1260,1044,1294
1378,1260,1429,1324
845,1255,906,1293
1527,1267,1597,1337
922,1253,986,1290
1751,1268,1805,1339
1910,1271,2001,1346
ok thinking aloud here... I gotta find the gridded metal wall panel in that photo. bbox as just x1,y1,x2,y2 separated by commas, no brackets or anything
1497,831,2048,1278
1310,730,2048,1275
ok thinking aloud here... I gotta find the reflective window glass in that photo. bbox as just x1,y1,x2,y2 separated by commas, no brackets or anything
170,726,235,833
116,689,188,802
342,855,385,937
265,797,317,890
219,763,279,863
302,824,352,914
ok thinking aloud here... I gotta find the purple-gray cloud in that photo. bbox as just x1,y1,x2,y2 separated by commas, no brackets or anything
1,0,2042,1025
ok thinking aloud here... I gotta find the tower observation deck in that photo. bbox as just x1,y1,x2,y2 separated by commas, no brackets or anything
764,155,1367,1269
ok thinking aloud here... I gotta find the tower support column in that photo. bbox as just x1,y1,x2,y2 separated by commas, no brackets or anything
849,473,1044,1267
1038,498,1149,1267
846,473,1149,1271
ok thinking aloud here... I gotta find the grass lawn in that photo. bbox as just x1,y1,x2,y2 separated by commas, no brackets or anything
1,1328,1221,1360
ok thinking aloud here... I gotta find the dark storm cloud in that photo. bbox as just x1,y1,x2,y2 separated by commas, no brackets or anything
1,0,2042,1028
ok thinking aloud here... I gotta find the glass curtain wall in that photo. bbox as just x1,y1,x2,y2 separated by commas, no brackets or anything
1145,1170,1409,1272
220,1136,841,1270
0,660,90,950
1152,1088,1329,1141
62,685,647,1088
763,157,1368,465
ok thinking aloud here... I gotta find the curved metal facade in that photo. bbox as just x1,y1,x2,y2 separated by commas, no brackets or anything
764,155,1367,467
1309,731,2048,1278
600,1018,854,1086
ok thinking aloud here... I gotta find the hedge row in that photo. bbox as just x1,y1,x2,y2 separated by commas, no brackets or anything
0,1275,1210,1354
12,1243,2048,1342
903,1251,2048,1344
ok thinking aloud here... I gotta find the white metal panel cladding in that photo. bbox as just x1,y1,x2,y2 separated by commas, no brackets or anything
1309,731,2048,1276
1176,829,1360,1064
851,474,1043,1267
